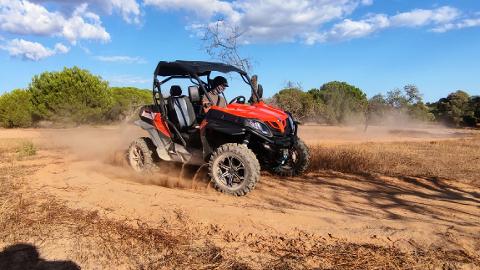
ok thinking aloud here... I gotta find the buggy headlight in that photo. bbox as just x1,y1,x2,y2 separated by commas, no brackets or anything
245,119,272,137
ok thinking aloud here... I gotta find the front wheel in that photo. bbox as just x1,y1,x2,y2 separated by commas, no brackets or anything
271,139,310,177
209,143,260,196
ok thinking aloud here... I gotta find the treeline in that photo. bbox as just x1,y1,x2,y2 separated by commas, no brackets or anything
271,82,479,127
0,67,151,128
0,67,478,128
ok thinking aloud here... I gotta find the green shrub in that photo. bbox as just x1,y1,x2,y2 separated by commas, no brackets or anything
309,81,367,124
272,88,315,121
29,66,112,124
463,115,477,127
17,141,37,157
107,87,151,121
0,89,34,128
433,90,470,127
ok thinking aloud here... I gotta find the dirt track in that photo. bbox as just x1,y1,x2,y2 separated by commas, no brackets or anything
1,125,479,265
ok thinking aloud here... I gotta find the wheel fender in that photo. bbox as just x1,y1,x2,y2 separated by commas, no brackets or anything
134,120,172,161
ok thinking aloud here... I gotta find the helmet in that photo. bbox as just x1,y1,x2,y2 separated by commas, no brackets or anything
211,76,228,89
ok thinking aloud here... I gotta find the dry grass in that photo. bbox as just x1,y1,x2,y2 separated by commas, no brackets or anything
0,140,478,269
308,136,480,185
0,150,241,269
16,140,37,158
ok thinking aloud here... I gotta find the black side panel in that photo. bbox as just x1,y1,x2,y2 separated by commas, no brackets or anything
205,109,246,135
206,120,245,136
205,109,245,125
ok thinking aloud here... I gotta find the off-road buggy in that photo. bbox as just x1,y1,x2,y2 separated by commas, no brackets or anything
128,60,309,196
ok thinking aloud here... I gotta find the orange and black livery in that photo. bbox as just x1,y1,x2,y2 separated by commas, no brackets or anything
128,60,310,196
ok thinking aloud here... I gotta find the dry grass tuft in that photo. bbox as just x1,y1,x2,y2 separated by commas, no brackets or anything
308,136,480,185
16,140,37,158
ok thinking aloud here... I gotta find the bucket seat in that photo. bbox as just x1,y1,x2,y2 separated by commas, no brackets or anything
167,85,196,132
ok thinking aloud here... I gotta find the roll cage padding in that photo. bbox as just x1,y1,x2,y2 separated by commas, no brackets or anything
188,86,201,102
154,60,246,77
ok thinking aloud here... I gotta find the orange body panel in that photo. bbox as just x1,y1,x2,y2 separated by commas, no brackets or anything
211,101,288,133
153,113,172,137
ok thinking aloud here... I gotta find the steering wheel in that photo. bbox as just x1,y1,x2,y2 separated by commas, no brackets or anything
229,96,246,104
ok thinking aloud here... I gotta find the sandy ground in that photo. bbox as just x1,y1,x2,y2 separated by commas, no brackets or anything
1,125,479,257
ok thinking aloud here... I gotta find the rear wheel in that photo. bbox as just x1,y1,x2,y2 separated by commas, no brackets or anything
209,143,260,196
127,137,159,173
271,139,310,177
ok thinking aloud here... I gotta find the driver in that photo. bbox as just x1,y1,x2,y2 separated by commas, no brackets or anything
202,76,228,112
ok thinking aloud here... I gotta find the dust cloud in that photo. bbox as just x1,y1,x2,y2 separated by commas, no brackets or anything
299,123,467,145
37,123,210,190
302,109,458,145
32,119,467,190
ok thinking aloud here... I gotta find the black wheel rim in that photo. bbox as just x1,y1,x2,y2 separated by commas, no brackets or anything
217,155,245,188
278,148,298,170
130,146,145,171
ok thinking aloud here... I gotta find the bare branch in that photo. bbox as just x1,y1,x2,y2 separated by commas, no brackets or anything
200,21,252,72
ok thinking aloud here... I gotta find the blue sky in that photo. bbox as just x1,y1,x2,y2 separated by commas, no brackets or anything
0,0,479,102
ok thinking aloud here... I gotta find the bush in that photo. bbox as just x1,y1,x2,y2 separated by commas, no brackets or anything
271,88,315,121
463,115,477,127
407,102,435,122
16,141,37,157
29,66,112,124
0,89,34,128
311,81,368,124
433,90,470,127
367,85,435,126
107,87,151,121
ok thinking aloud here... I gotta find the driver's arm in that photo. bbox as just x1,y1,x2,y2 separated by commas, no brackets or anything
202,94,212,113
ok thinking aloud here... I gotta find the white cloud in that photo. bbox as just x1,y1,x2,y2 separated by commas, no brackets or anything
307,6,479,44
109,0,141,24
144,0,237,19
54,42,70,53
361,0,373,6
432,17,480,33
390,6,460,27
30,0,141,24
0,0,64,35
457,17,480,28
235,0,363,42
149,1,479,45
96,55,146,64
0,0,110,44
0,38,69,61
62,4,111,44
319,14,389,43
1,0,479,51
146,0,369,43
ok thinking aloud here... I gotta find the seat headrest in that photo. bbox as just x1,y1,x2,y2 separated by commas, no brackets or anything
188,86,200,102
170,85,182,97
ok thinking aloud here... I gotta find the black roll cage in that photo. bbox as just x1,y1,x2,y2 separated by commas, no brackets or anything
152,70,257,114
151,69,259,147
